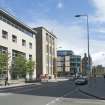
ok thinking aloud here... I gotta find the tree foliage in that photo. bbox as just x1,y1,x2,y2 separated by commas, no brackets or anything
12,54,35,79
0,52,9,74
26,60,35,75
12,54,26,78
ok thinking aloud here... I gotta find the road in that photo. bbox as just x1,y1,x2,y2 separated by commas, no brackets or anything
0,80,105,105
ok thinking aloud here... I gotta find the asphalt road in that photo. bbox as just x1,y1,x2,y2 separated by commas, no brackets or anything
0,80,105,105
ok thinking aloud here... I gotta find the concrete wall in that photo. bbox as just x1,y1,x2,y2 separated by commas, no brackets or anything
35,28,43,77
34,27,57,78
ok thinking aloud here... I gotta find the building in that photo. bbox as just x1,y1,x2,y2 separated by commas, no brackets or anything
69,55,81,74
0,9,36,79
92,65,105,76
81,53,92,75
57,50,81,75
33,27,57,79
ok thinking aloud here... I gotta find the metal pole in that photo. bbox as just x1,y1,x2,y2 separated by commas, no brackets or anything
86,15,90,73
75,14,91,75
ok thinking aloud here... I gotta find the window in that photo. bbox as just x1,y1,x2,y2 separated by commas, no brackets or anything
12,50,26,59
29,54,32,60
2,30,8,39
0,46,8,54
22,39,26,46
46,55,49,64
12,35,17,43
46,33,49,42
46,45,49,53
50,46,52,54
29,42,32,49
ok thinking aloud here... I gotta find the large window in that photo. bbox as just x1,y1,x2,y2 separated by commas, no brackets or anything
2,30,8,39
12,35,17,43
12,50,26,59
22,39,26,46
0,46,8,53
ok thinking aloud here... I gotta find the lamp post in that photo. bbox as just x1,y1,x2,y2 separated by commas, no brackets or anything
75,14,91,75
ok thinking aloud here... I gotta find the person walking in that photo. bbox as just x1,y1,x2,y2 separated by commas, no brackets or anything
5,76,8,86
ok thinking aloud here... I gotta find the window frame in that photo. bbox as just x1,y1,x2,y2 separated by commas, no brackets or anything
2,30,8,39
12,35,17,43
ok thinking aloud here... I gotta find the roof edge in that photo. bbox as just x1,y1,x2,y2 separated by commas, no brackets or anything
0,8,37,34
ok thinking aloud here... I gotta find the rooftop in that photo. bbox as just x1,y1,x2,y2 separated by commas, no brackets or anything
0,8,37,34
33,26,57,38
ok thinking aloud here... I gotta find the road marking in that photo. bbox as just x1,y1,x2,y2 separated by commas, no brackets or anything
55,98,105,105
46,86,77,105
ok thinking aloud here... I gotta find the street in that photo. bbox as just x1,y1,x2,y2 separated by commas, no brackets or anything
0,79,105,105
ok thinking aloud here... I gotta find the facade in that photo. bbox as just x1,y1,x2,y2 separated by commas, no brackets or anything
0,9,36,79
81,53,92,75
33,27,57,78
57,50,81,75
69,55,81,74
92,65,105,76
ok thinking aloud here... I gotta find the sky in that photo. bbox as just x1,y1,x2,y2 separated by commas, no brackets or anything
0,0,105,66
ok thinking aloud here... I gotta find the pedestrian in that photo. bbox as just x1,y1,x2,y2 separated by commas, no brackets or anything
5,76,8,86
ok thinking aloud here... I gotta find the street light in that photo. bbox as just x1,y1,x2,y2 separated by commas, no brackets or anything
75,14,91,74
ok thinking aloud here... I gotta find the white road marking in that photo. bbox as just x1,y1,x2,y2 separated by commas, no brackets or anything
46,86,105,105
57,98,105,105
46,87,77,105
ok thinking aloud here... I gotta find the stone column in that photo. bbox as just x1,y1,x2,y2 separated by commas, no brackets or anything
8,48,12,80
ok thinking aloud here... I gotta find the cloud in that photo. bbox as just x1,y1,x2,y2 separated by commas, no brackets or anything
28,18,105,66
92,52,105,66
57,2,63,9
90,0,105,22
29,19,87,54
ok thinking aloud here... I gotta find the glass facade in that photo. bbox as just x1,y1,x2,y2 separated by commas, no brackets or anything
57,50,73,56
57,50,81,74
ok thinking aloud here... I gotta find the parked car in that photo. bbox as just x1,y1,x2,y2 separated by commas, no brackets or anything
75,78,88,85
82,75,88,79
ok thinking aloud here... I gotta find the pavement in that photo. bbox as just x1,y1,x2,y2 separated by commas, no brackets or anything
0,82,42,89
0,78,69,89
79,77,105,100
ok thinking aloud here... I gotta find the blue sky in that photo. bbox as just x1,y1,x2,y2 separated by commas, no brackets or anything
1,0,105,65
0,0,94,23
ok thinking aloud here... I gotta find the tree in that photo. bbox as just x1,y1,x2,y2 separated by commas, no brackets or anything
0,52,9,77
12,54,26,79
26,60,35,79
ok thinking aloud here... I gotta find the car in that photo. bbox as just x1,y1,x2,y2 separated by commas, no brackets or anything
82,75,88,79
75,78,88,85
